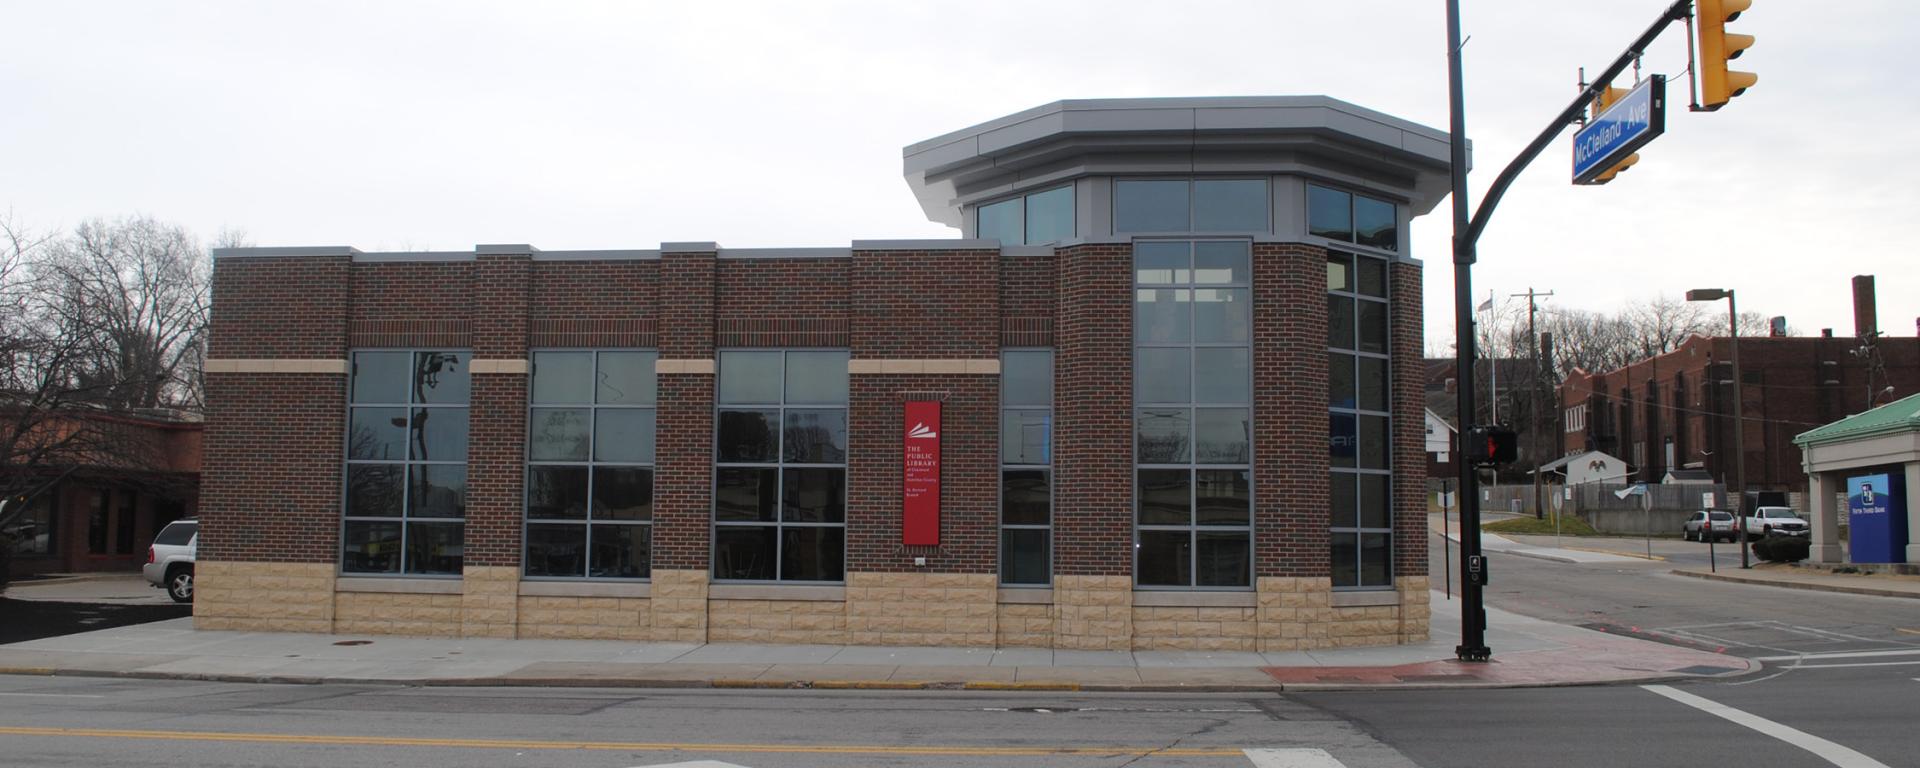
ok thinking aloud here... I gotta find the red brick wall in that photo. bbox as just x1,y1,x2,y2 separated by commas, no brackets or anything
199,373,344,563
465,255,530,568
850,250,998,359
845,378,997,573
208,256,348,359
1000,255,1057,347
653,250,718,570
1389,261,1428,577
1050,244,1133,577
1253,244,1331,578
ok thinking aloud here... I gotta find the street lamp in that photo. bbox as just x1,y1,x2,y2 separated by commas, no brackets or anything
1686,288,1749,569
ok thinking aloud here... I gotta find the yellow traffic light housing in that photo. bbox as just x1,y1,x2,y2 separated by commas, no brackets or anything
1586,83,1639,184
1589,152,1639,184
1697,0,1756,110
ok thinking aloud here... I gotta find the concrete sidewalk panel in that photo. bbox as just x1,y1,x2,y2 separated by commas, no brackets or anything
677,643,841,665
1133,650,1268,668
1049,649,1135,667
825,646,995,666
987,648,1053,667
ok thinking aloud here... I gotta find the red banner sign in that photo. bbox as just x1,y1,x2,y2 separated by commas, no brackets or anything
902,400,941,546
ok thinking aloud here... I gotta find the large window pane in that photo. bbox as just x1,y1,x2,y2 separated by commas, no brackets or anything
780,527,845,582
342,521,401,574
782,468,845,523
1356,256,1388,298
412,352,469,405
1196,531,1251,587
1308,185,1353,241
527,466,589,520
349,407,408,461
597,351,657,405
591,524,650,579
532,351,593,404
1192,348,1249,404
1193,408,1250,464
1193,288,1249,343
1357,356,1388,412
1357,301,1388,354
1137,409,1191,464
979,197,1022,245
714,526,777,581
529,408,590,461
525,524,587,578
1327,252,1353,292
782,410,847,464
405,521,463,574
1329,353,1356,409
1001,350,1053,406
1137,530,1192,587
1001,469,1050,526
1359,415,1390,470
593,467,653,521
1133,242,1190,284
718,351,782,404
1193,241,1250,285
1193,180,1267,232
1329,295,1355,350
1134,347,1190,403
1025,186,1074,244
1134,289,1191,343
1001,410,1052,465
346,465,403,517
351,352,410,403
1354,196,1398,251
407,465,466,518
715,468,778,522
717,409,779,463
784,351,849,404
595,408,656,463
1330,532,1358,587
1330,413,1357,468
1137,469,1190,526
1360,533,1392,587
1001,528,1050,586
1195,470,1250,526
1115,179,1190,233
1360,474,1391,529
410,408,468,462
1330,472,1358,529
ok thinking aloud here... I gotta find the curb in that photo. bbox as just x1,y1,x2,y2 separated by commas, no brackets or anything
1671,569,1920,600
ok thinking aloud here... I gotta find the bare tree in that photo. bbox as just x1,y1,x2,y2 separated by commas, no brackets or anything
37,217,211,411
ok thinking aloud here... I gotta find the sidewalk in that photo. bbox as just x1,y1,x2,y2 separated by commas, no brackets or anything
1672,563,1920,599
0,590,1753,692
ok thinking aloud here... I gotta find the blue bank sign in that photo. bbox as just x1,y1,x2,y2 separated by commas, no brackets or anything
1572,75,1666,185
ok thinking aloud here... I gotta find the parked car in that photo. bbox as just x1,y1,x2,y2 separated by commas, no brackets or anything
1744,506,1810,537
1683,510,1737,542
142,519,197,603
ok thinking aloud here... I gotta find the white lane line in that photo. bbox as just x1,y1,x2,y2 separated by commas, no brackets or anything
1754,648,1920,662
0,693,105,699
1792,660,1920,670
1245,748,1348,767
1642,685,1889,768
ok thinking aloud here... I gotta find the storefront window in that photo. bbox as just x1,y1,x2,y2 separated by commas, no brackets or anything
1328,251,1393,588
714,350,848,583
1001,349,1053,586
1,492,55,556
525,350,657,579
977,185,1075,245
343,350,469,576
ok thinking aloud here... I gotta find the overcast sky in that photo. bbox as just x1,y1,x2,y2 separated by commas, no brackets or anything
2,1,1912,352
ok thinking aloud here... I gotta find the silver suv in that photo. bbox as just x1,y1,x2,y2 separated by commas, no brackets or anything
142,519,197,603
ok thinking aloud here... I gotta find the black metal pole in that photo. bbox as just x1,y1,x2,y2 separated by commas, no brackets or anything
1445,0,1490,662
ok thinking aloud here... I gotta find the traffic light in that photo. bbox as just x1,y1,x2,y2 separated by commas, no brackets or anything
1467,426,1518,466
1697,0,1756,110
1586,83,1639,184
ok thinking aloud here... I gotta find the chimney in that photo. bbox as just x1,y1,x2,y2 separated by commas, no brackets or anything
1852,275,1877,338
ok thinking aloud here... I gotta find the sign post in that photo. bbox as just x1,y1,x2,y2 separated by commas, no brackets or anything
902,401,942,546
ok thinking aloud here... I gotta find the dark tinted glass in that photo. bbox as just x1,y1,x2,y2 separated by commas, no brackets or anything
1001,528,1050,586
979,197,1022,245
1137,469,1190,526
1136,409,1191,464
1192,347,1249,404
1360,474,1391,529
714,526,777,580
1307,185,1353,241
1330,412,1357,468
346,465,403,518
1001,410,1052,465
597,351,657,405
351,352,409,403
784,351,848,404
1001,350,1053,406
1360,533,1392,586
531,351,593,404
349,407,408,460
1194,408,1250,465
1001,469,1050,526
1330,532,1358,587
1114,180,1190,233
1328,295,1355,350
412,352,468,405
782,468,845,523
1135,288,1191,343
1357,301,1388,355
405,521,463,575
1193,241,1250,284
1134,347,1190,403
1356,256,1388,298
524,524,587,578
780,526,845,582
782,410,847,464
410,408,468,462
1359,415,1390,470
1193,180,1267,232
529,408,590,461
1137,530,1192,587
714,468,777,522
153,521,198,546
717,409,779,462
526,466,589,520
718,351,782,404
1358,356,1388,412
407,465,466,518
592,467,653,521
594,408,655,463
1354,196,1397,251
341,521,401,574
591,524,650,579
1196,531,1251,586
1025,186,1074,244
1330,472,1357,529
1195,470,1249,525
1329,353,1355,409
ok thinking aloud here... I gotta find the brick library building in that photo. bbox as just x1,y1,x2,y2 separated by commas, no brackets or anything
199,97,1452,651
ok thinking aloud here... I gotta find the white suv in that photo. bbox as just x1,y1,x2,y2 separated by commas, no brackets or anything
142,519,197,603
1744,506,1809,538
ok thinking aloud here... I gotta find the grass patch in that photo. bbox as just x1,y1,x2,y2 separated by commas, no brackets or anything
1481,514,1600,536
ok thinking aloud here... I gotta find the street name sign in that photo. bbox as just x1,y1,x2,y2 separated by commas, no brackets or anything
1573,75,1666,185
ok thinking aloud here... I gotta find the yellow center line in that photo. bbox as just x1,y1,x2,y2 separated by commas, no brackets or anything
0,726,1244,758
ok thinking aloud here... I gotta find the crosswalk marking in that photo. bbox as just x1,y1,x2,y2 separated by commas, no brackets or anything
1244,748,1349,767
1642,685,1889,768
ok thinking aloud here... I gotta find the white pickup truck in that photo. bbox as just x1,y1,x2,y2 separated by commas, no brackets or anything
1743,506,1810,537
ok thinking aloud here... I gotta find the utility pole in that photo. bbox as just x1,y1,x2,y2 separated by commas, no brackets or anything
1512,288,1554,519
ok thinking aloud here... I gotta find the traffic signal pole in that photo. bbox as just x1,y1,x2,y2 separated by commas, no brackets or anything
1444,0,1692,663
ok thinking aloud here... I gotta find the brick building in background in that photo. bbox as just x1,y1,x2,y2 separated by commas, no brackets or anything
2,411,201,577
197,97,1452,650
1558,278,1920,502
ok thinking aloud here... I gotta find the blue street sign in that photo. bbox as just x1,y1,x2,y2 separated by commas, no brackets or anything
1573,75,1666,185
